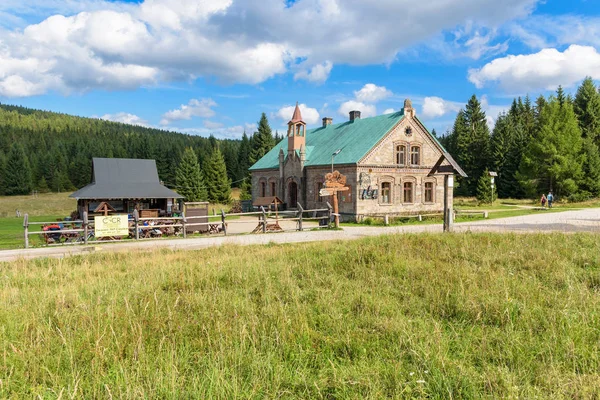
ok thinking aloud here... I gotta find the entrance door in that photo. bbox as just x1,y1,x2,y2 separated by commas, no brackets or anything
288,181,298,208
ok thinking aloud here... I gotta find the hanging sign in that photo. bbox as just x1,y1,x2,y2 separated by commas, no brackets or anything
94,215,129,237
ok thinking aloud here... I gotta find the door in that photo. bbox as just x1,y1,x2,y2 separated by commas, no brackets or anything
288,181,298,208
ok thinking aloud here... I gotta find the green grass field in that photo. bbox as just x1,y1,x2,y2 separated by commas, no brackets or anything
1,233,599,398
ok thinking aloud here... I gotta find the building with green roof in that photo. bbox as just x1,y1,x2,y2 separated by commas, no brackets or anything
249,99,464,221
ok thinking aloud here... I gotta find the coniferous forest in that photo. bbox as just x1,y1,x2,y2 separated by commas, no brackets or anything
439,77,600,201
1,77,599,201
0,104,282,201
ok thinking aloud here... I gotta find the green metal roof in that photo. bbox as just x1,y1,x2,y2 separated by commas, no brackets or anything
250,110,406,170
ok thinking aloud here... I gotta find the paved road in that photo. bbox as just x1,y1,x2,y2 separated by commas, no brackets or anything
1,208,598,262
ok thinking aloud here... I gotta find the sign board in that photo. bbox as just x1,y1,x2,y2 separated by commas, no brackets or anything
94,215,129,237
447,176,454,188
319,188,333,196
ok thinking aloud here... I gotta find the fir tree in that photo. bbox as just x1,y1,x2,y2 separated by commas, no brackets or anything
175,147,207,202
476,169,494,204
518,93,583,197
204,147,232,204
249,113,275,165
4,143,32,195
574,77,600,143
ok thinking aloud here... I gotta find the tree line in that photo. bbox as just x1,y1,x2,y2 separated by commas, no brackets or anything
439,77,600,201
0,104,281,202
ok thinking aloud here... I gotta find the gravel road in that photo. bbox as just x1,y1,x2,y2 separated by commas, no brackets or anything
1,208,598,262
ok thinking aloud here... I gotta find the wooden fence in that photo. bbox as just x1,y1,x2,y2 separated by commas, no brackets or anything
22,202,333,249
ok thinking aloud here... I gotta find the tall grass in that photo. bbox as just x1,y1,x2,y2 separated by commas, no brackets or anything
1,233,599,398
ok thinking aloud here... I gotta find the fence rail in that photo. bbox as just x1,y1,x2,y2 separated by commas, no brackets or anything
22,201,333,248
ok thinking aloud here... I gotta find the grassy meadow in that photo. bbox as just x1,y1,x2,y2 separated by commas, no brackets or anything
1,233,600,398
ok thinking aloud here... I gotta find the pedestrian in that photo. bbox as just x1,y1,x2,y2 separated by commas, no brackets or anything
547,191,554,208
541,194,547,208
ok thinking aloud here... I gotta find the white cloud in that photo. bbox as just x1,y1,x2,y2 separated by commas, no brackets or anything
203,120,224,129
468,45,600,92
354,83,392,103
508,15,600,50
294,61,333,84
99,112,149,126
160,98,217,125
0,0,542,97
276,103,320,125
338,101,376,118
421,97,462,119
383,108,395,114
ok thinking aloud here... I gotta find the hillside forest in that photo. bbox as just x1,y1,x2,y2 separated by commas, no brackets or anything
0,77,599,202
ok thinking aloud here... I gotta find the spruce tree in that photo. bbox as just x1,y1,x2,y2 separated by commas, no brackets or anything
451,110,470,196
574,77,600,143
580,137,600,197
476,169,493,204
204,147,232,204
518,93,583,197
4,143,32,195
463,95,491,195
176,147,207,202
249,113,275,165
0,150,6,195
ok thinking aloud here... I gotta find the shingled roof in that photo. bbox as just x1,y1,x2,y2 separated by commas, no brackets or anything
70,158,183,200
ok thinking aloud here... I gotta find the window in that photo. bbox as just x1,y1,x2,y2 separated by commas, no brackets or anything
405,127,412,136
270,181,277,196
381,182,391,204
395,145,406,166
403,182,413,203
410,146,421,166
424,182,434,203
260,181,266,197
315,182,323,201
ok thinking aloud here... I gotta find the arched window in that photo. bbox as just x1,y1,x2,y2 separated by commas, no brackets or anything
410,146,421,166
270,181,277,196
403,182,413,203
260,181,267,197
381,182,391,204
395,145,406,166
424,182,434,203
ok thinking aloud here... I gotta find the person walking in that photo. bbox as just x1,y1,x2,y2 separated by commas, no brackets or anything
541,194,547,208
547,191,554,208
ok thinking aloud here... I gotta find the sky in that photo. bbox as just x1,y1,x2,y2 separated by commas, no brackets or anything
1,0,599,138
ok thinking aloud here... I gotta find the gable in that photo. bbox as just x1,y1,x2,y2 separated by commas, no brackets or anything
359,117,444,166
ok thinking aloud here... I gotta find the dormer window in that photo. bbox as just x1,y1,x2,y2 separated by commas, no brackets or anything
395,144,406,166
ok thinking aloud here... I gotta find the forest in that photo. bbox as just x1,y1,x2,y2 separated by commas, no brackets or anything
0,104,281,202
440,77,600,202
1,77,599,202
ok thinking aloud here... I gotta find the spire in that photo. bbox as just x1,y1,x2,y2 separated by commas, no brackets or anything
289,102,304,124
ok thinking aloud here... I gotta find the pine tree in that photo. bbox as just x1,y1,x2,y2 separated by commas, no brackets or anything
476,169,493,204
249,113,275,165
4,143,32,195
204,147,232,204
574,77,600,143
175,147,207,202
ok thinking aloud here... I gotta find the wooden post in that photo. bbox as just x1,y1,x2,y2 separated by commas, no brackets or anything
297,202,304,231
133,209,139,240
443,174,454,232
182,209,187,239
384,215,389,226
326,202,333,229
83,211,89,244
23,213,29,249
221,209,227,235
332,190,340,228
261,206,267,233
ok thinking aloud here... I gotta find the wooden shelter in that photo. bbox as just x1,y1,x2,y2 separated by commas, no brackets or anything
70,158,183,218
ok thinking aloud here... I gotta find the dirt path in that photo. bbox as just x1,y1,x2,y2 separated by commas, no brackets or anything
2,208,598,262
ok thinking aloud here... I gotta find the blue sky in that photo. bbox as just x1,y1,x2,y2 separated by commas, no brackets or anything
0,0,599,138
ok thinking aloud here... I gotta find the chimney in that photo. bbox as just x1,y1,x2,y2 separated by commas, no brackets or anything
349,110,361,122
322,117,333,127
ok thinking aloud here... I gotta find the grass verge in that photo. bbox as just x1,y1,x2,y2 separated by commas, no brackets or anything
1,233,599,398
